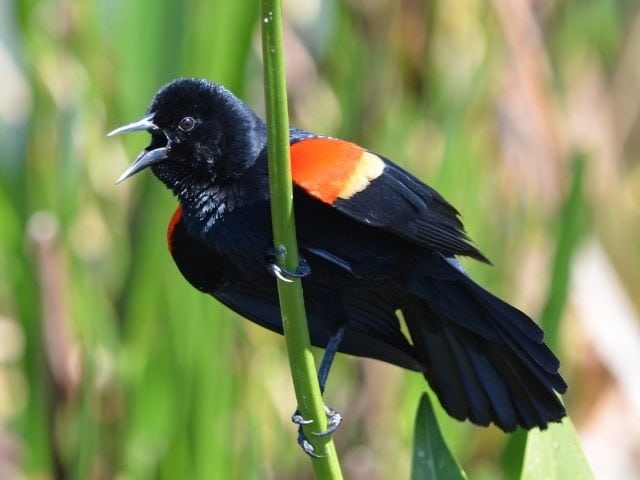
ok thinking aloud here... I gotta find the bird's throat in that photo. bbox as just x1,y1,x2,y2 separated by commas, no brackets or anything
151,162,228,234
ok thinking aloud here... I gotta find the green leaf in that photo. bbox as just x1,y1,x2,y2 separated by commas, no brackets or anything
520,418,594,480
411,393,467,480
540,153,588,352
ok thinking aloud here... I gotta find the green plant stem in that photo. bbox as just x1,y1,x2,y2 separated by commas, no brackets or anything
260,0,343,478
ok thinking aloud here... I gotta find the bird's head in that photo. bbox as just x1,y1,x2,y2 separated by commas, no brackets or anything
109,78,266,196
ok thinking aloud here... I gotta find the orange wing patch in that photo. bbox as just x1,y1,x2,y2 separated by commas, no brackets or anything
291,138,385,204
167,205,183,253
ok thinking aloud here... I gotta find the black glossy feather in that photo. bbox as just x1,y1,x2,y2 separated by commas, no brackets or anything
332,158,489,262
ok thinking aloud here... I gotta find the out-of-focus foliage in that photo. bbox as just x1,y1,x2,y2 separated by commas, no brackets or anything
1,0,639,478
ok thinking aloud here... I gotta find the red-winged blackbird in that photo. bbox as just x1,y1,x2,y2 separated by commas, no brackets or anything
109,78,566,454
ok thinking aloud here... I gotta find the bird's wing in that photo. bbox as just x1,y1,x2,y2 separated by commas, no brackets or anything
290,137,488,262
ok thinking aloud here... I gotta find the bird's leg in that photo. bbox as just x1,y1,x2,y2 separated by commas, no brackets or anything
316,325,346,394
267,246,311,283
292,326,346,457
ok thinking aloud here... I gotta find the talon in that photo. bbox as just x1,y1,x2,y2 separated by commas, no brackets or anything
292,410,314,426
269,264,294,283
291,404,343,444
268,259,311,282
298,427,323,458
312,405,342,436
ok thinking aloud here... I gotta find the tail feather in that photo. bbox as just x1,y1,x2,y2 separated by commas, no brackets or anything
401,256,566,431
488,345,563,429
417,254,545,344
489,316,567,392
440,325,493,425
421,275,563,381
466,280,545,343
472,284,560,374
466,348,519,430
404,300,524,430
406,306,474,420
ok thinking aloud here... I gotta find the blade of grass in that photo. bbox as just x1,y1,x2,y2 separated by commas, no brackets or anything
540,154,588,351
260,0,343,477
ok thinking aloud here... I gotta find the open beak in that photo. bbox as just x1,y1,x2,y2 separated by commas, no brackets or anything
115,147,168,184
108,113,169,184
107,113,159,136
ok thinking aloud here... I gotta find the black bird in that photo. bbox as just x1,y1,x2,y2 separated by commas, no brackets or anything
109,78,566,455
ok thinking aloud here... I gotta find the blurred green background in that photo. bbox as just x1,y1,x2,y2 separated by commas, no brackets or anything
1,0,639,478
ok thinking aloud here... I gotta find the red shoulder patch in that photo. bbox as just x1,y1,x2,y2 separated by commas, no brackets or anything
167,205,183,253
291,138,385,204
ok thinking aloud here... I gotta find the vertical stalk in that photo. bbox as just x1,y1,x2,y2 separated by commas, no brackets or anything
260,0,343,478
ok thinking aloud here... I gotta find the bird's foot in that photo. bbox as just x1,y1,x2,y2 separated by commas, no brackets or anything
292,405,342,436
291,405,343,458
267,251,311,282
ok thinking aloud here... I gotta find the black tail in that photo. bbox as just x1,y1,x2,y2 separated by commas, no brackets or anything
401,255,567,432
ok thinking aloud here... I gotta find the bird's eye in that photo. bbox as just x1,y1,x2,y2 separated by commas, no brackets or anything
178,116,196,132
